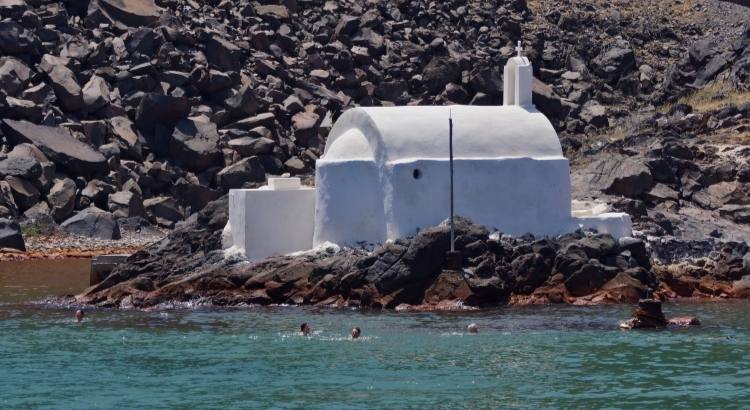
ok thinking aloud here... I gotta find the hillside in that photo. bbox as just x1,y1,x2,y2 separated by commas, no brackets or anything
0,0,749,257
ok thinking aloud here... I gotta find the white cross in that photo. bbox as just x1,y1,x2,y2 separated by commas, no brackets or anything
516,40,523,58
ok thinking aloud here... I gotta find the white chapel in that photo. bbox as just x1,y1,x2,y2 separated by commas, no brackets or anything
223,47,632,260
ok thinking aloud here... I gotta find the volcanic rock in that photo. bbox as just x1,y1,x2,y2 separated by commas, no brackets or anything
47,177,77,222
216,156,266,190
61,206,121,240
0,218,24,251
169,117,222,173
1,120,108,177
108,190,145,219
144,196,182,228
0,156,41,180
86,0,161,29
5,175,39,212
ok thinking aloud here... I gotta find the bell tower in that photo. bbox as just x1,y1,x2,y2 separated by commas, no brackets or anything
503,41,534,108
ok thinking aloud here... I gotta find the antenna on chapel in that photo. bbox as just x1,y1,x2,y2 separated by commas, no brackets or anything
445,108,461,270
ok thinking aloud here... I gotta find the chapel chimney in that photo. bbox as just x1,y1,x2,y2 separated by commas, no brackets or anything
503,41,534,107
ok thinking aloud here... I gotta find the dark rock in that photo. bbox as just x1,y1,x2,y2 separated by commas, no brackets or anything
0,21,38,55
108,190,145,219
0,156,41,180
170,117,221,172
593,47,636,83
619,299,668,329
1,120,108,177
5,175,39,212
144,196,182,228
81,75,111,112
511,253,552,294
580,103,608,128
47,177,77,222
61,206,121,240
588,156,654,198
86,0,161,28
565,261,617,297
134,93,191,154
0,218,24,251
228,136,275,157
216,156,266,189
108,116,143,160
422,57,461,93
47,65,83,112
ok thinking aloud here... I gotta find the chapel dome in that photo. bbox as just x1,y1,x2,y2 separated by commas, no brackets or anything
322,105,563,163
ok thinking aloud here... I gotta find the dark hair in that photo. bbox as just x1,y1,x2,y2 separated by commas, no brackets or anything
300,322,308,331
353,327,361,333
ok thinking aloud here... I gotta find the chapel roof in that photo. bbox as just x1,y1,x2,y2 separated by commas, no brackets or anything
322,105,563,163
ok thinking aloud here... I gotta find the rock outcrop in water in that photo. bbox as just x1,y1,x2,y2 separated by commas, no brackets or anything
77,206,661,309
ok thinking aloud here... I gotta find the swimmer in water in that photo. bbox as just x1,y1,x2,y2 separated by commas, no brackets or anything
351,327,361,339
75,309,85,323
467,323,478,334
300,322,311,336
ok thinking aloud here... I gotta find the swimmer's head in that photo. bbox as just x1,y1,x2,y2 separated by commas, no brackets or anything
75,310,85,323
300,322,310,335
467,323,478,334
351,327,361,339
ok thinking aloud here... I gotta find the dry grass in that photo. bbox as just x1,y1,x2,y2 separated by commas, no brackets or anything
660,78,750,114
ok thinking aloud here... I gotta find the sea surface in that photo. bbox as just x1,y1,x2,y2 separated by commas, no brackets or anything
1,260,750,409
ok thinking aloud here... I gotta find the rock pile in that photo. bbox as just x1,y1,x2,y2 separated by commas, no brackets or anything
2,0,745,244
77,213,660,309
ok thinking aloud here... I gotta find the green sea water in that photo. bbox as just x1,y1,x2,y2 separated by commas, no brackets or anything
1,260,750,409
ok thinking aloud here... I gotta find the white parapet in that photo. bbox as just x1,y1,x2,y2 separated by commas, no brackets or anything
223,178,315,261
573,213,633,239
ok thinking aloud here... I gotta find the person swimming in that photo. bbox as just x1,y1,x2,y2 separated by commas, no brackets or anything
467,323,478,334
351,327,361,339
300,322,311,336
75,310,85,323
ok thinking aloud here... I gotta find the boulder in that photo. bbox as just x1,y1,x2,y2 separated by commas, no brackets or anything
47,178,77,222
511,253,552,294
81,179,116,208
81,74,111,112
228,137,275,157
108,116,143,160
169,117,222,172
619,299,668,329
0,181,19,217
532,79,565,118
5,176,39,212
580,103,608,128
422,57,461,93
0,218,24,251
61,206,121,240
47,65,84,112
108,190,145,219
0,57,31,96
134,93,191,154
5,96,43,122
588,156,654,198
202,32,241,71
565,261,617,296
144,196,182,228
0,156,41,180
593,47,636,83
1,120,108,177
0,21,38,55
216,156,266,190
86,0,161,28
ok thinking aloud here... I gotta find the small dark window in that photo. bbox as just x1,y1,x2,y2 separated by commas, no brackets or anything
412,169,422,179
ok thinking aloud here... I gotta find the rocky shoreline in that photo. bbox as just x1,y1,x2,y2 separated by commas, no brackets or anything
69,197,750,311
